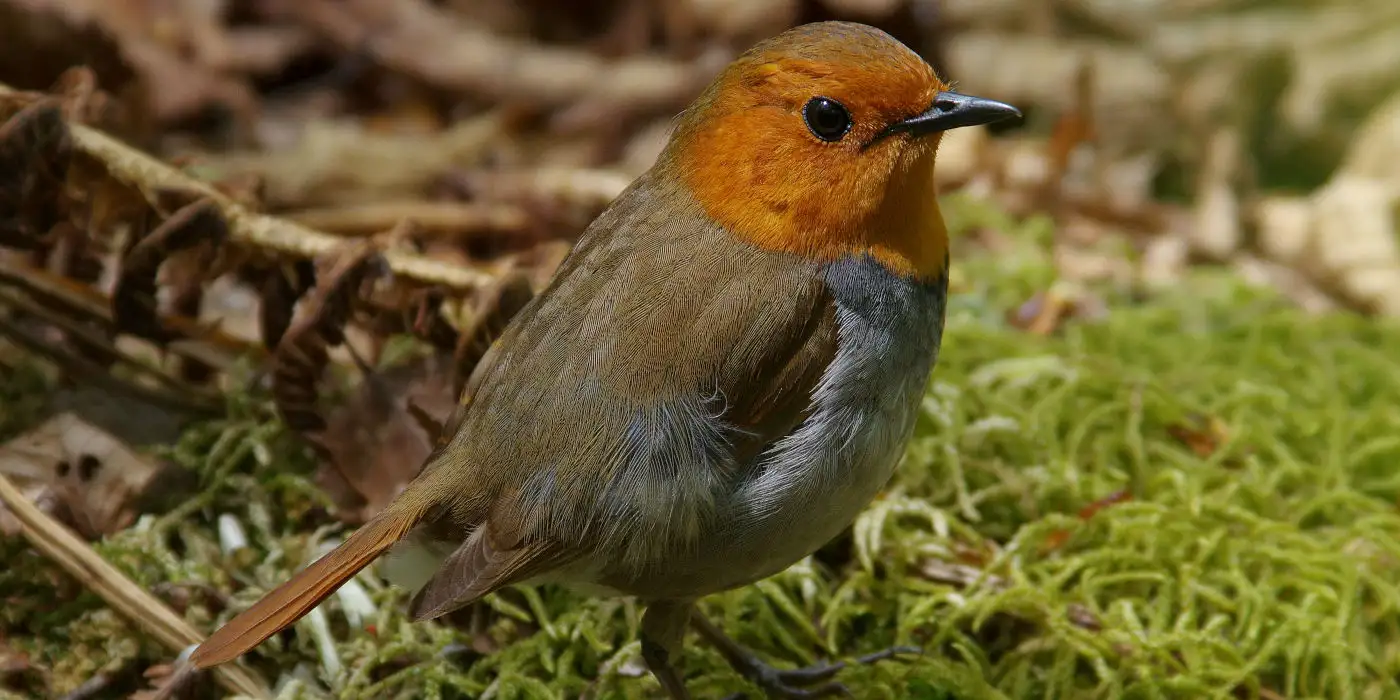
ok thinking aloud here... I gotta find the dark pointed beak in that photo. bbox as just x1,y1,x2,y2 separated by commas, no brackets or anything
889,91,1022,137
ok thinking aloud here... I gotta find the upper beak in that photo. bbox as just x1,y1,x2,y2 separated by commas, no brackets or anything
890,91,1022,137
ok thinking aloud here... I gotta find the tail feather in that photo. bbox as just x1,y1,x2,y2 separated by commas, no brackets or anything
190,501,429,668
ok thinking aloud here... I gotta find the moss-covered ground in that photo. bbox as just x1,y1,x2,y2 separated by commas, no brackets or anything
5,198,1400,699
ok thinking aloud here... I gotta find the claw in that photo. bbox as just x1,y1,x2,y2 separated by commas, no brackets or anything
777,667,843,686
693,613,920,699
853,645,922,665
718,646,921,698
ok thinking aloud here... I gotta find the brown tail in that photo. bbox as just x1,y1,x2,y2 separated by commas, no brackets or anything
190,499,430,668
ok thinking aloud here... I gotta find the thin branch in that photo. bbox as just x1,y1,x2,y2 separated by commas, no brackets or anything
284,200,529,237
0,82,497,291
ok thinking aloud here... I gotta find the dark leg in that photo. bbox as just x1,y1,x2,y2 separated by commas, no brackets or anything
641,599,697,700
692,613,920,699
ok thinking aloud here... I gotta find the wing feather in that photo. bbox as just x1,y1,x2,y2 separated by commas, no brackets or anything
371,176,841,615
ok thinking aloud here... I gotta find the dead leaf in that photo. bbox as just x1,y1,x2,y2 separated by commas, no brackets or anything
0,100,71,251
256,259,315,352
315,355,457,524
1167,413,1230,459
0,412,184,538
1076,490,1133,520
112,198,228,344
1008,290,1075,336
1043,490,1132,552
273,241,386,434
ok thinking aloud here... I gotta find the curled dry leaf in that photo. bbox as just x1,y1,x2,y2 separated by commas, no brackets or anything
0,260,249,407
256,258,315,352
111,198,228,344
1008,290,1076,336
272,241,387,435
0,100,70,251
306,268,535,523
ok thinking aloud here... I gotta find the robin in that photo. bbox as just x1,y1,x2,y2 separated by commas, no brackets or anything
191,21,1020,698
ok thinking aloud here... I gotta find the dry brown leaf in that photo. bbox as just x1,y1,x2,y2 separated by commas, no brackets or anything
1042,490,1132,552
1167,413,1230,460
255,258,314,352
1008,290,1075,336
0,100,70,251
112,198,228,344
0,412,183,539
315,355,457,524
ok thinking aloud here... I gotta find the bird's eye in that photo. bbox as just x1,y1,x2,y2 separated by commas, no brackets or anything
802,97,852,142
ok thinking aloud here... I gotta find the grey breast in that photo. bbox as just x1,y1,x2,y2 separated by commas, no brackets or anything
709,254,950,588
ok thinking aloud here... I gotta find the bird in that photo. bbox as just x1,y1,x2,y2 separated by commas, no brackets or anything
190,20,1020,699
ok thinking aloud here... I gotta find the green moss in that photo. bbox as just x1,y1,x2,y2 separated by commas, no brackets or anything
8,216,1400,699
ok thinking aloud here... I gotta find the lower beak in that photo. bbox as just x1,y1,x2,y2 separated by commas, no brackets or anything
891,91,1022,137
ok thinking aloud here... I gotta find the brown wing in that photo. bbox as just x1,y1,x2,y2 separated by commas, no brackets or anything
404,174,839,618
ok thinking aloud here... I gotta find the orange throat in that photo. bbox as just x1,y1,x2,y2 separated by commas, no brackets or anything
671,125,949,282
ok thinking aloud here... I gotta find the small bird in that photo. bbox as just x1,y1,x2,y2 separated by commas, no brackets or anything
191,21,1019,698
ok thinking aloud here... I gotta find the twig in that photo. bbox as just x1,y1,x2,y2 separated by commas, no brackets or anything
0,313,221,416
285,200,528,237
0,82,496,291
453,167,633,209
0,257,261,365
289,0,726,109
0,471,271,699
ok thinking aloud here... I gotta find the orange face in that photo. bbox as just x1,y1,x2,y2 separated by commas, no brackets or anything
665,22,1017,281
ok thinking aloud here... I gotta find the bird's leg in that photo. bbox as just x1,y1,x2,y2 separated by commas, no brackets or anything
641,599,697,700
691,613,920,700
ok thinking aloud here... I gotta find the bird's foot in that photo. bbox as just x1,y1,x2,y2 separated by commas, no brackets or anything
716,645,922,699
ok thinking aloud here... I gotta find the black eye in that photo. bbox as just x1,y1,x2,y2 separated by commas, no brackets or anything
802,97,852,142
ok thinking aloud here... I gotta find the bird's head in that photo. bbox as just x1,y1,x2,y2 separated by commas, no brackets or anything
661,21,1019,282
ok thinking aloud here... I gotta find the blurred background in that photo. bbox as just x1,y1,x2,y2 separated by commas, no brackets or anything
3,1,1400,699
